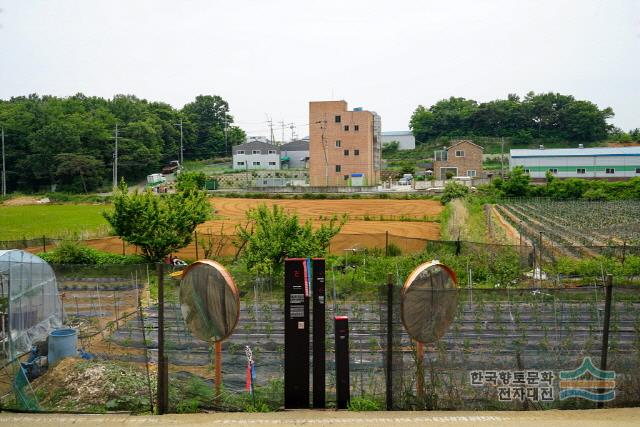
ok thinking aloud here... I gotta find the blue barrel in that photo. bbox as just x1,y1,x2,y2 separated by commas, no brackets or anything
48,328,78,366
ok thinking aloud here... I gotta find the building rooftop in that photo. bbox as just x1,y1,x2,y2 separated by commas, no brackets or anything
232,140,279,153
511,146,640,158
280,140,309,151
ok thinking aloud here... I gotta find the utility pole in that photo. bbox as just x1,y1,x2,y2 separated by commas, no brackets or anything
175,119,184,165
113,123,119,189
267,117,275,144
289,123,296,142
279,120,286,145
500,137,505,178
1,127,6,197
223,117,229,157
321,115,328,186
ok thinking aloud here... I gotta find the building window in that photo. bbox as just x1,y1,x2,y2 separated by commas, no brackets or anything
466,170,476,177
252,150,261,155
335,165,341,172
268,161,276,166
435,150,448,161
636,168,640,174
548,168,558,174
577,168,586,174
253,161,260,166
335,140,341,148
606,168,615,174
344,125,349,131
237,161,245,166
524,169,530,174
268,150,276,154
354,149,360,156
344,149,349,156
335,115,341,123
237,150,245,155
344,175,349,180
455,150,465,157
354,125,359,131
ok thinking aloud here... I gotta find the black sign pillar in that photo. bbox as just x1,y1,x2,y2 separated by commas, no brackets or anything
284,258,310,408
335,316,350,409
312,258,326,408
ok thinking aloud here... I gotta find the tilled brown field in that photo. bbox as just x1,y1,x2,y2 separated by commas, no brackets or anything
190,198,443,256
207,197,443,220
34,198,443,257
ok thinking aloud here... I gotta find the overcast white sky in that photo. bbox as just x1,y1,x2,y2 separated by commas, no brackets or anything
1,0,639,138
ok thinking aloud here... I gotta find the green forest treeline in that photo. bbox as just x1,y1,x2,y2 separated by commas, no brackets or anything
409,92,629,144
0,93,245,192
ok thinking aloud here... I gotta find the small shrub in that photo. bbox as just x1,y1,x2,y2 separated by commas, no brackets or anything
386,243,402,256
348,396,382,411
440,181,470,204
38,241,145,264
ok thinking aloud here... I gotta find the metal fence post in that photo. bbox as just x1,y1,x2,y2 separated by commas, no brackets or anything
157,262,168,414
194,231,199,259
598,274,613,409
385,231,389,257
42,235,46,253
386,273,393,410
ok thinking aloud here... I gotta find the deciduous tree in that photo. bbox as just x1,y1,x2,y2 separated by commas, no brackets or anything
103,182,212,262
235,204,345,275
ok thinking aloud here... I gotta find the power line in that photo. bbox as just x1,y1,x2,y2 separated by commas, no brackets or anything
321,114,328,186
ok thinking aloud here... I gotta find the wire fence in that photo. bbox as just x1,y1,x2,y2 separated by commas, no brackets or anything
1,261,639,413
3,231,640,261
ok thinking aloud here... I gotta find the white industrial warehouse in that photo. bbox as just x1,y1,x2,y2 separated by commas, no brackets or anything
509,146,640,179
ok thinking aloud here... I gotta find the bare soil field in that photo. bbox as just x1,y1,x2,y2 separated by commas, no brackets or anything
32,198,443,257
207,197,443,220
1,196,41,206
191,198,443,256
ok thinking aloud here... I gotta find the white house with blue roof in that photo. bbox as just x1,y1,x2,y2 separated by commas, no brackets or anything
510,145,640,180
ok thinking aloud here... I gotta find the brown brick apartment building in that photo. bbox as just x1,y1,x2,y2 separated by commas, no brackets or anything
309,100,381,186
433,140,484,179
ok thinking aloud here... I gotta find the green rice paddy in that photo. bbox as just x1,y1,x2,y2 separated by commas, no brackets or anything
0,204,111,240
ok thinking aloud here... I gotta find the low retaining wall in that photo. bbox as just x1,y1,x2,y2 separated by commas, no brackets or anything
243,186,381,193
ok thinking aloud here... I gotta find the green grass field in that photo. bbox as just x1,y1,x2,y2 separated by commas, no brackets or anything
0,204,111,240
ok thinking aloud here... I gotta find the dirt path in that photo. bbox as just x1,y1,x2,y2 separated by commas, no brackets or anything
447,199,468,240
490,205,522,245
2,408,639,426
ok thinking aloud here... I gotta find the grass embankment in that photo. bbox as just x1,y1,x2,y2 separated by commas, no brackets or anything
0,204,111,240
182,158,233,175
439,197,487,242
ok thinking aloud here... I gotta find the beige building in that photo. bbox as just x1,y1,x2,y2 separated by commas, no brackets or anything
309,100,381,186
433,140,484,179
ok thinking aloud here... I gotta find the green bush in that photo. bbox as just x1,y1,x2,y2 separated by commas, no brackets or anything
38,241,145,264
348,396,383,411
176,171,207,191
440,181,470,204
386,242,402,256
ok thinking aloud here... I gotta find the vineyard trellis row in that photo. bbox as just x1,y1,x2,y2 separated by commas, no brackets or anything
497,199,640,248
